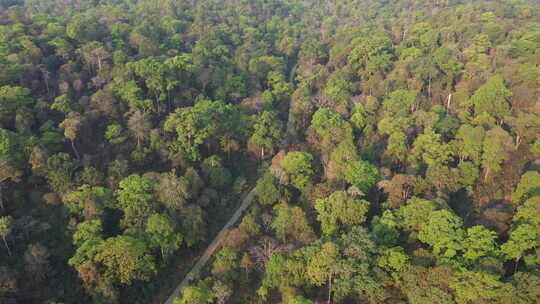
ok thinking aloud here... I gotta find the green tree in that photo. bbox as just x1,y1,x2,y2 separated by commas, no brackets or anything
507,111,540,149
481,126,512,181
322,69,353,115
105,123,127,145
371,210,400,246
94,235,156,285
458,161,480,190
126,57,168,106
470,74,512,123
385,131,408,163
44,153,76,195
450,270,511,304
272,202,315,244
409,128,453,169
334,226,386,303
114,80,144,111
513,171,540,205
201,155,232,189
463,225,498,262
514,196,540,227
305,242,339,303
164,99,244,161
59,112,82,160
212,246,238,278
0,85,33,126
73,219,103,247
63,185,113,219
281,151,314,191
0,159,22,210
307,108,353,157
397,197,441,235
258,253,306,301
418,209,465,258
0,128,22,165
115,174,156,230
501,223,540,266
174,284,213,304
453,124,485,164
290,295,313,304
248,111,283,159
510,272,540,303
179,205,206,247
51,94,72,113
327,139,359,181
378,246,409,275
378,90,418,136
146,213,182,259
255,171,282,206
350,103,367,131
344,160,380,194
0,216,13,256
348,31,393,77
315,191,370,236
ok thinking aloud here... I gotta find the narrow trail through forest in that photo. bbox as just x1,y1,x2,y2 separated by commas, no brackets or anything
164,189,256,304
164,59,298,304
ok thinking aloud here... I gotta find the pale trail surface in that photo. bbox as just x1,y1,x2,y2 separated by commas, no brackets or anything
165,60,297,304
164,189,256,304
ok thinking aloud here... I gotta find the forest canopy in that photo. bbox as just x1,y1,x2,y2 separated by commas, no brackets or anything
0,0,539,303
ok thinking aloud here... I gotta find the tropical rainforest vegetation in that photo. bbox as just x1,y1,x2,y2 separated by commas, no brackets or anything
0,0,539,303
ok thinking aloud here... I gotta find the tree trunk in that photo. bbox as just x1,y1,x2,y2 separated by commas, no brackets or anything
0,183,3,210
97,56,102,72
2,236,10,256
515,256,520,273
71,140,80,160
261,147,265,160
42,72,50,94
327,272,333,304
428,74,432,99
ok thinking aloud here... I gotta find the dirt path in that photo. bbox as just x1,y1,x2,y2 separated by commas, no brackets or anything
164,188,256,304
165,58,297,304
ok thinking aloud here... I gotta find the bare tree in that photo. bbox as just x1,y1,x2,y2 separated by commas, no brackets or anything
248,237,283,270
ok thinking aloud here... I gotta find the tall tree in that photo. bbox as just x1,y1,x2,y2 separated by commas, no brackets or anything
174,284,213,304
0,216,13,256
305,241,339,303
453,124,485,164
418,209,465,258
281,151,314,191
146,213,182,259
513,171,540,205
248,111,283,159
94,235,156,285
315,191,370,236
481,126,512,181
272,202,315,244
59,112,82,160
470,74,512,123
115,174,156,230
463,225,498,262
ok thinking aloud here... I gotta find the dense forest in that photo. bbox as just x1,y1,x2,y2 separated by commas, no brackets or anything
0,0,539,303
